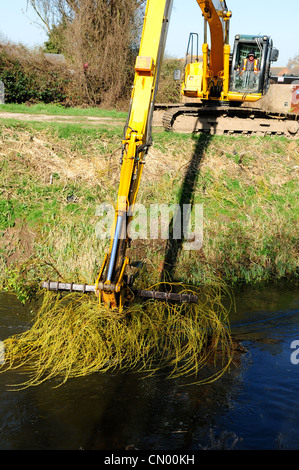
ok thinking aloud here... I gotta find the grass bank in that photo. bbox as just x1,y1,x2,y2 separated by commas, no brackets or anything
0,103,128,119
0,118,298,303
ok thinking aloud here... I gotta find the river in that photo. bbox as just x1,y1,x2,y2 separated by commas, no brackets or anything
0,282,298,451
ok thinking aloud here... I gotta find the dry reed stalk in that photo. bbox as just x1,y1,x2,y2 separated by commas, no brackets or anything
0,128,111,185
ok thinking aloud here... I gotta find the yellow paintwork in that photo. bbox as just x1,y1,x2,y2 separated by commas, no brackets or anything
96,0,171,310
182,1,263,105
221,43,231,98
195,0,226,76
227,92,262,102
182,1,233,100
182,62,204,97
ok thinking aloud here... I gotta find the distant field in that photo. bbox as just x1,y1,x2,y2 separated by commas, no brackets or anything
0,103,128,119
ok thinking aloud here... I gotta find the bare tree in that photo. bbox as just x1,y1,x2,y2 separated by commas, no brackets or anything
27,0,146,106
287,53,299,70
26,0,70,33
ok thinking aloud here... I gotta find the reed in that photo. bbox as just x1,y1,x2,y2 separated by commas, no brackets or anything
0,282,234,389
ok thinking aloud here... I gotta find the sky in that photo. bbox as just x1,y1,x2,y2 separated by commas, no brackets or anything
0,0,298,67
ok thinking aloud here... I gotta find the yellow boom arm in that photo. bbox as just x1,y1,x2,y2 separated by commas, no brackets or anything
196,0,227,76
95,0,173,310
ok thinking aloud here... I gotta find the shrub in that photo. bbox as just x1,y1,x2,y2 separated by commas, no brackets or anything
156,58,184,103
0,43,70,104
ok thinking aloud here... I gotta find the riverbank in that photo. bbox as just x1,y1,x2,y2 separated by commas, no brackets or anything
0,117,298,302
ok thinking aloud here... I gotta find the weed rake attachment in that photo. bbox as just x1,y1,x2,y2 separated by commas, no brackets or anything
42,281,199,305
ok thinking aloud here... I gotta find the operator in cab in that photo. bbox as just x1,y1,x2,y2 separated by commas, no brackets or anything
238,50,260,89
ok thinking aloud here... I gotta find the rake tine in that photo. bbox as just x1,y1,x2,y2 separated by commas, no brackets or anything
42,282,199,304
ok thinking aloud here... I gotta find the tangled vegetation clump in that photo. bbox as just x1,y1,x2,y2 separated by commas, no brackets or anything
0,282,234,389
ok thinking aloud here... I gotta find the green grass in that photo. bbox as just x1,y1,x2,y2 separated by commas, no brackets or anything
0,120,298,302
0,118,124,142
0,102,128,119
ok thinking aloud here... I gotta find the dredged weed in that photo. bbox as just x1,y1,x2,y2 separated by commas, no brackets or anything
1,282,234,389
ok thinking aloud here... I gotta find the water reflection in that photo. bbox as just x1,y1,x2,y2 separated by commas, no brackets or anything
0,357,244,450
0,283,298,450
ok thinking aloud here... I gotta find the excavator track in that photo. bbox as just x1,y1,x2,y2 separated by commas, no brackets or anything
159,104,299,137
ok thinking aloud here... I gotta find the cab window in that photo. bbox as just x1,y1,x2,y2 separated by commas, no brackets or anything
230,44,262,93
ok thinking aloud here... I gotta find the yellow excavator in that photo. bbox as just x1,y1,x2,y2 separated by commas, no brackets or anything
160,1,298,136
42,0,298,310
179,1,275,104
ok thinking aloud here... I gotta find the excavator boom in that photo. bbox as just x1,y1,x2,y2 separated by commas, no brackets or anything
94,0,174,310
43,0,211,310
195,0,230,76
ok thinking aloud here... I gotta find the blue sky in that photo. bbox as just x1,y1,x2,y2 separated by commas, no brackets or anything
0,0,298,67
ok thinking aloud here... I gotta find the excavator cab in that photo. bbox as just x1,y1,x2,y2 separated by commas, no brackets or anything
182,32,278,103
228,34,279,101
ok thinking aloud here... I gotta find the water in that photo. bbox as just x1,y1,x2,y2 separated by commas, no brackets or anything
0,283,298,451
